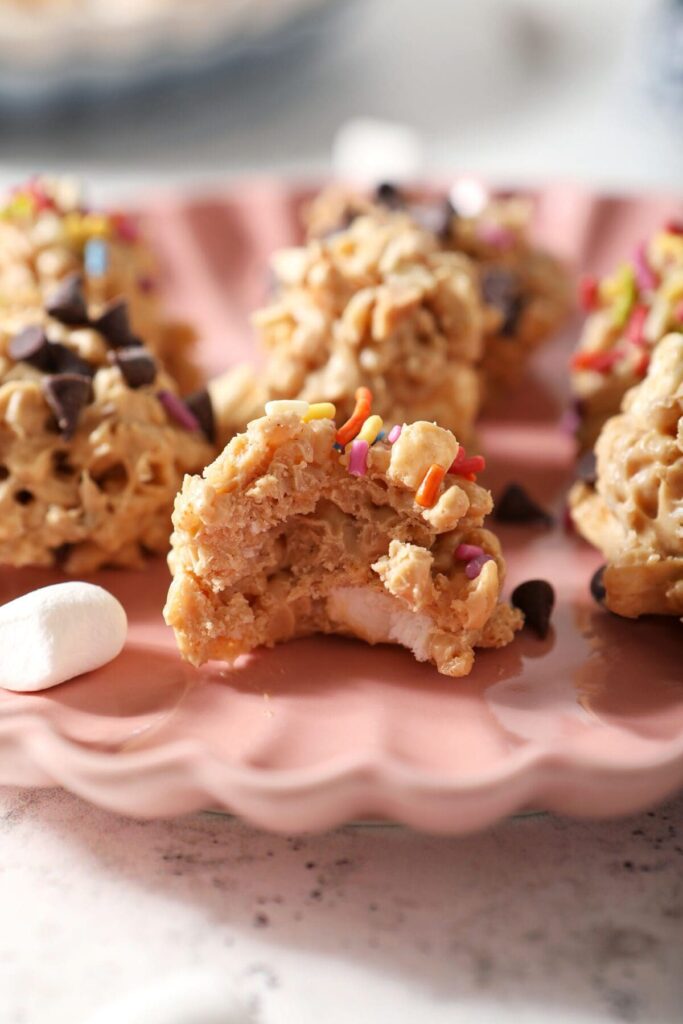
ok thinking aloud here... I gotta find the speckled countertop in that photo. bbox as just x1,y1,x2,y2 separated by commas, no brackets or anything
1,787,681,1024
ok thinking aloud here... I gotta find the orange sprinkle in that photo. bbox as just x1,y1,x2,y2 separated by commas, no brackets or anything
415,464,446,508
336,387,373,446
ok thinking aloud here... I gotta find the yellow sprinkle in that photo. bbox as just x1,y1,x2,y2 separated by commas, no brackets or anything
265,399,309,417
302,401,336,422
83,213,112,239
357,414,383,444
654,231,683,262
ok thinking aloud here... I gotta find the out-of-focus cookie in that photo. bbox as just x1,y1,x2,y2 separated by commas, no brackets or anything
250,210,483,442
164,395,522,677
0,175,201,392
569,332,683,619
0,278,212,573
304,181,571,398
571,220,683,451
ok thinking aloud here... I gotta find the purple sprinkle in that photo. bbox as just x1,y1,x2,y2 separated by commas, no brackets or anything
633,242,658,292
455,543,485,561
157,389,200,432
559,407,581,437
477,223,516,250
465,553,494,580
348,439,369,476
387,424,402,444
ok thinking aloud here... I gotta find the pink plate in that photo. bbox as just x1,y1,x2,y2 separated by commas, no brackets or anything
0,181,682,831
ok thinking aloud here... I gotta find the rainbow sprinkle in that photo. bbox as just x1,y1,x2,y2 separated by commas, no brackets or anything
387,424,402,444
348,439,369,476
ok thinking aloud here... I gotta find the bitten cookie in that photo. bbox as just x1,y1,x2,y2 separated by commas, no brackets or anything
0,278,212,573
164,395,522,677
571,220,683,451
0,175,200,392
569,333,683,619
304,181,571,398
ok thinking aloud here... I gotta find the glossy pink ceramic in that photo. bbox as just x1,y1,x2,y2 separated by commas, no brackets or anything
0,181,681,831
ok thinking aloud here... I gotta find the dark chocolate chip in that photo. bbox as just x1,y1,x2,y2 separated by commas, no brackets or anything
92,299,136,349
511,579,555,639
410,198,454,240
590,565,606,605
45,273,88,326
115,346,157,389
493,483,554,526
42,373,93,440
185,387,215,442
480,266,523,336
576,450,597,487
374,182,404,209
8,325,51,369
47,342,95,378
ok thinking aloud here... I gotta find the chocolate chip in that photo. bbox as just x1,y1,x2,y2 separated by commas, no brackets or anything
374,182,404,209
42,373,93,440
493,483,554,526
184,388,215,442
48,342,95,378
92,299,136,349
115,347,157,389
480,266,523,336
590,565,606,605
45,273,88,326
576,450,597,487
8,325,51,369
511,579,555,639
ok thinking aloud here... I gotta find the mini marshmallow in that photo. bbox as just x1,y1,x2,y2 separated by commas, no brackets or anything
0,582,127,692
84,971,251,1024
331,118,423,185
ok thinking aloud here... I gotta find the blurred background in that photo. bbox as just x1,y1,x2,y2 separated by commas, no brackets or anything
0,0,680,197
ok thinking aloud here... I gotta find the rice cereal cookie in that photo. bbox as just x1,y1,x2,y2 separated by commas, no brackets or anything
0,175,200,392
247,211,483,444
571,220,683,451
164,395,523,677
569,333,683,619
304,181,571,397
0,280,213,573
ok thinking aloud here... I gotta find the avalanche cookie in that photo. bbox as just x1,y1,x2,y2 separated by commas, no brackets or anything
304,181,570,397
249,211,483,442
164,396,522,677
571,221,683,450
0,175,200,392
569,333,683,619
0,280,212,573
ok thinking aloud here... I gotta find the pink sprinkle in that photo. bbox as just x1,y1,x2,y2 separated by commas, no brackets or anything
465,553,493,580
158,389,200,432
348,439,369,476
387,424,402,444
477,223,516,250
633,243,658,292
675,300,683,324
455,543,485,561
625,304,649,346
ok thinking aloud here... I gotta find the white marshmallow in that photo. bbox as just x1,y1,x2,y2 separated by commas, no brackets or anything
0,582,127,692
84,971,251,1024
331,118,423,185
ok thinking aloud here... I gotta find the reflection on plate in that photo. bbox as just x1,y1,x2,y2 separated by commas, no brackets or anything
0,181,681,831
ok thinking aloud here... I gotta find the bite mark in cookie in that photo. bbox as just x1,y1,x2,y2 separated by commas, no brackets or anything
164,392,522,677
